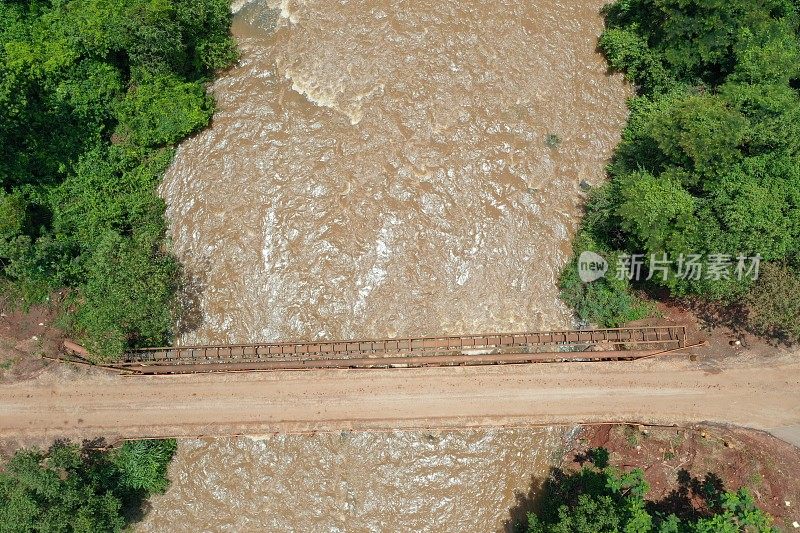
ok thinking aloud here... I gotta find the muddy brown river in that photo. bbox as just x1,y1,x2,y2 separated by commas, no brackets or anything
138,428,576,532
140,0,630,530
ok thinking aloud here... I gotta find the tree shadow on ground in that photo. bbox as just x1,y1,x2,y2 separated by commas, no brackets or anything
648,469,726,522
682,297,748,333
573,447,610,468
682,296,797,348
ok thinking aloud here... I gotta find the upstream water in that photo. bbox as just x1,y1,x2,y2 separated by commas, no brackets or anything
142,0,630,530
162,0,629,344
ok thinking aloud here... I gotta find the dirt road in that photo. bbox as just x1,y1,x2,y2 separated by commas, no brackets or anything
1,353,798,446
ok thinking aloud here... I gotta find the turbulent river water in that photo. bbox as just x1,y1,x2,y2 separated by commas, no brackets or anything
139,0,630,530
138,428,575,532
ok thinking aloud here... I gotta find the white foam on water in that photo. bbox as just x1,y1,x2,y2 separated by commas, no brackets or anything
268,0,299,23
230,0,251,14
282,67,367,125
260,207,277,269
354,222,393,314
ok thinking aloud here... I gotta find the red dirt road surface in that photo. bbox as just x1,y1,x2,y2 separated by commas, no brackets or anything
1,351,798,447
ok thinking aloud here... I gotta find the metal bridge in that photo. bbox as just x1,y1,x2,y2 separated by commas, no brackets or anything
85,325,689,374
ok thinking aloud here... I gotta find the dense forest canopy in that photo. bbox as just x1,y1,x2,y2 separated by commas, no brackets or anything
0,0,237,358
561,0,800,340
0,439,177,532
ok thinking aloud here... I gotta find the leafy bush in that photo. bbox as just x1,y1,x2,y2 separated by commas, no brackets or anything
560,235,652,328
0,439,177,532
115,75,214,148
70,231,179,360
0,0,236,357
562,0,800,336
526,448,777,532
111,439,178,494
745,263,800,343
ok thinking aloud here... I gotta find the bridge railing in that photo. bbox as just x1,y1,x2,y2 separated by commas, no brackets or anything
117,326,687,366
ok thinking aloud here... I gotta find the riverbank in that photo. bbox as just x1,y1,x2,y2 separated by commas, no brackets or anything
569,424,800,531
134,424,800,531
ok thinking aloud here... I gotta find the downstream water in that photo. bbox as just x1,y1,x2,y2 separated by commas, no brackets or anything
144,0,630,530
137,428,575,532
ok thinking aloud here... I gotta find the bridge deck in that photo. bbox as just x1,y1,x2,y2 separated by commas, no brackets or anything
117,326,687,367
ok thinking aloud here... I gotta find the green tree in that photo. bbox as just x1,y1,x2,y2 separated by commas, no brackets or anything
114,75,214,148
617,169,697,255
69,230,179,360
0,0,236,357
745,263,800,343
110,440,177,494
559,247,653,328
565,0,800,335
526,448,777,533
0,439,177,532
